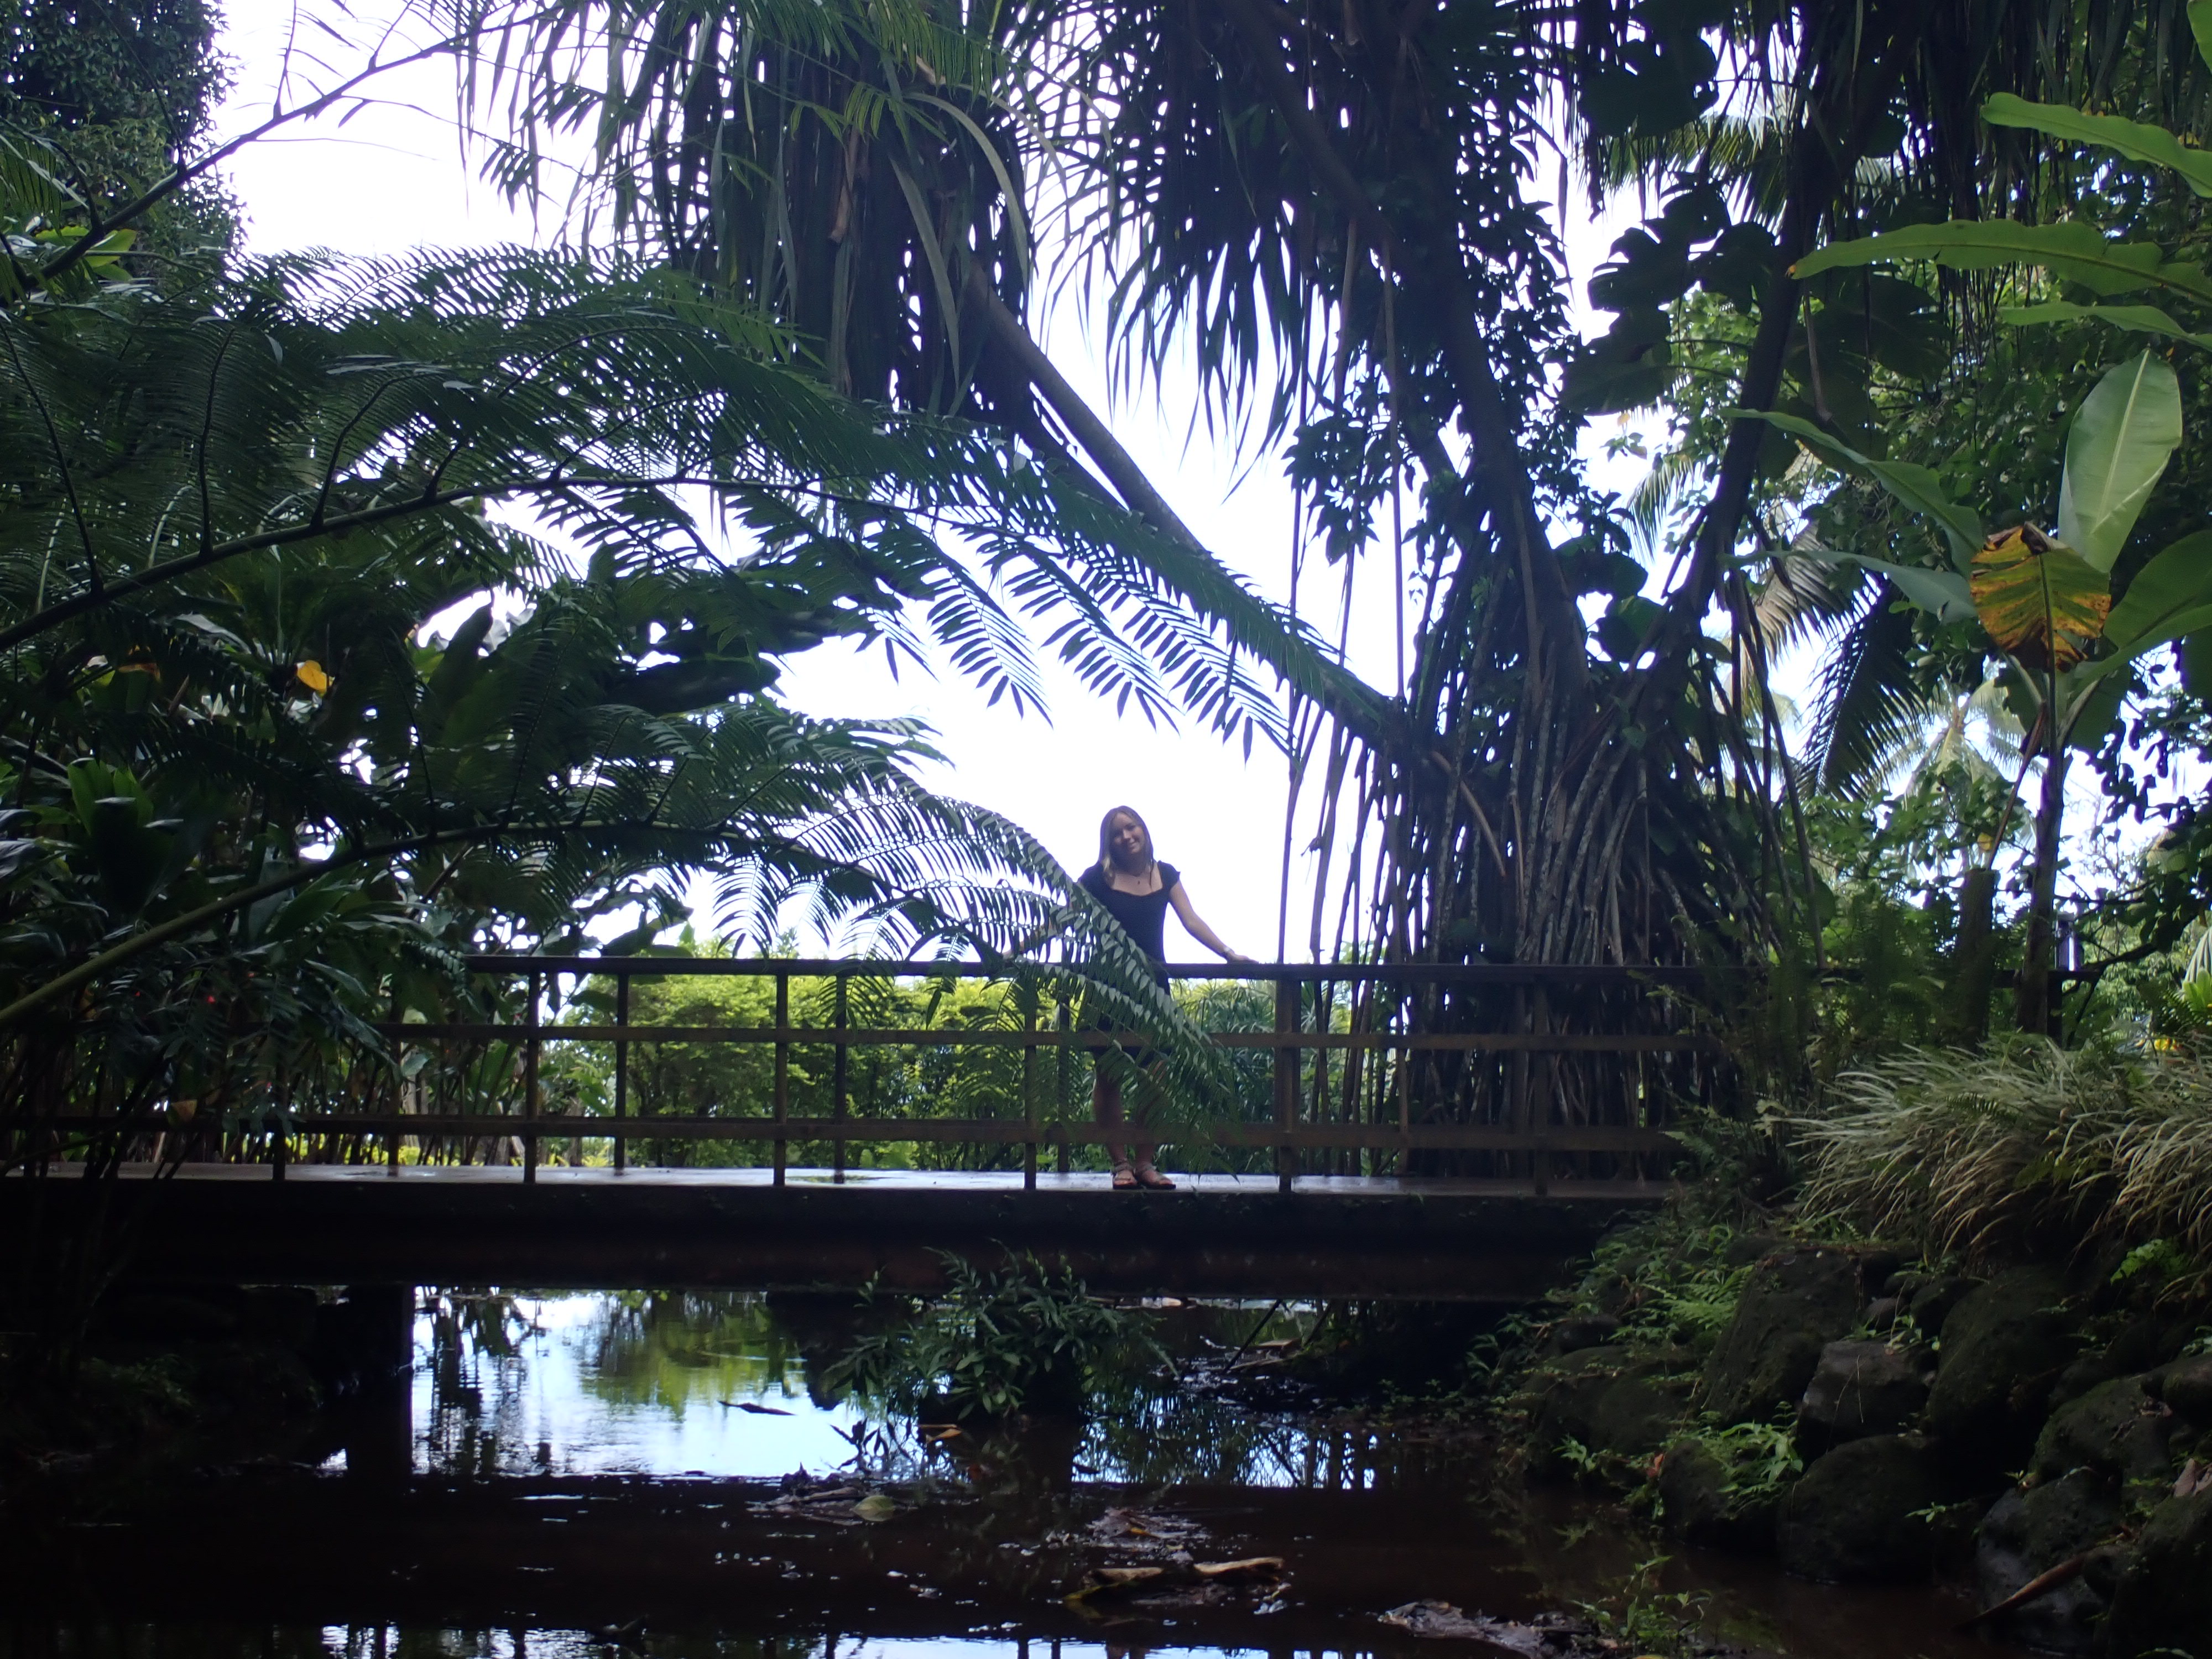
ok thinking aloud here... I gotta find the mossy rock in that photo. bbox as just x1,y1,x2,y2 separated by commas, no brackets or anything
1799,1339,1931,1449
1776,1433,1947,1583
2033,1375,2175,1490
1904,1275,1980,1333
1657,1436,1780,1551
2101,1490,2212,1659
1975,1471,2122,1655
2156,1355,2212,1425
1925,1268,2077,1476
1702,1249,1863,1425
1525,1344,1692,1470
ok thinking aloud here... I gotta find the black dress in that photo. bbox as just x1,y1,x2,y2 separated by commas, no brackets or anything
1080,861,1180,988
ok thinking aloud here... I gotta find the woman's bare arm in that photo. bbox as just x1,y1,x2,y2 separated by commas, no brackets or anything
1167,881,1254,962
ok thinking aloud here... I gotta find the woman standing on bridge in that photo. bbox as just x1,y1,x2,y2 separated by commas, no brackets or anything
1082,806,1252,1190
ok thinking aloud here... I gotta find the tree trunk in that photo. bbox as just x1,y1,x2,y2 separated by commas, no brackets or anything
2013,742,2069,1037
1948,864,1997,1045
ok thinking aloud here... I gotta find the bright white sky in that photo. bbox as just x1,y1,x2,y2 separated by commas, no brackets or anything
217,2,2129,963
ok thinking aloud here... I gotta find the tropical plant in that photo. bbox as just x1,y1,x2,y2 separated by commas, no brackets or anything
1777,7,2212,1030
1800,1041,2212,1288
828,1254,1152,1420
451,0,2212,1152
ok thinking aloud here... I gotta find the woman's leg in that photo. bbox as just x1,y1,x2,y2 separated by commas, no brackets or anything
1129,1059,1172,1186
1094,1067,1132,1176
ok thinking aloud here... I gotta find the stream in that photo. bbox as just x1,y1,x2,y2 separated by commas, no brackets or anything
3,1290,2004,1659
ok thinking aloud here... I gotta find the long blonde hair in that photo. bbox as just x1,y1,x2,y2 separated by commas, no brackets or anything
1097,805,1156,877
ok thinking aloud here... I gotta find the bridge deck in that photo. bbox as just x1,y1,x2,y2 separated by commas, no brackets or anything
11,1164,1667,1300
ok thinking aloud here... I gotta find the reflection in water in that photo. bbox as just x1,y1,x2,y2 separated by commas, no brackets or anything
7,1289,2002,1659
416,1291,871,1480
411,1291,1374,1490
1,1634,1300,1659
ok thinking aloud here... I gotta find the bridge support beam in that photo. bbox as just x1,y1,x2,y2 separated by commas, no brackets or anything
2,1168,1662,1302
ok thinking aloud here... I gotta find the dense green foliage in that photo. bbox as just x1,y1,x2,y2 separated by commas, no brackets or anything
830,1255,1153,1420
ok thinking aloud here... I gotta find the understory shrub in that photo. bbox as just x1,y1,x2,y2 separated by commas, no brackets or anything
1798,1041,2212,1288
828,1254,1154,1420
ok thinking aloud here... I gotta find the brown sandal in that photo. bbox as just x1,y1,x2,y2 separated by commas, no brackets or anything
1111,1166,1139,1190
1134,1166,1177,1190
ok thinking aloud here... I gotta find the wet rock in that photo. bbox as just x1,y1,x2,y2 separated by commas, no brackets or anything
1904,1275,1979,1333
1546,1314,1619,1355
2032,1374,2175,1488
2100,1490,2212,1659
1656,1436,1778,1551
1776,1433,1946,1583
2049,1350,2121,1410
1702,1249,1863,1425
1974,1471,2122,1654
1378,1603,1546,1653
1526,1344,1689,1465
1798,1340,1929,1448
1863,1296,1902,1333
1925,1268,2076,1475
2156,1354,2212,1423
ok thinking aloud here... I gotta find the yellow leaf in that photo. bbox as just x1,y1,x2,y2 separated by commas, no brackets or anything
1970,526,2110,671
295,660,331,695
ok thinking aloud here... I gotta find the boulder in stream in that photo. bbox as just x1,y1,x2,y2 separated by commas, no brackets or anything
1924,1267,2076,1475
1656,1436,1778,1551
2156,1354,2212,1423
2032,1374,2176,1490
1974,1470,2122,1655
1776,1433,1947,1583
1702,1249,1863,1425
2100,1489,2212,1659
1797,1339,1929,1449
1524,1344,1691,1469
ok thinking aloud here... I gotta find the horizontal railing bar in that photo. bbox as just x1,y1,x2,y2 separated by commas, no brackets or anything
454,956,2088,986
375,1023,1722,1054
36,1114,1678,1154
461,955,1725,985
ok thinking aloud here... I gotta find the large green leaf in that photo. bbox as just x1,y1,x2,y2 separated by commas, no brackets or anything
1970,526,2111,671
2195,0,2212,74
1795,222,2212,307
1983,93,2212,198
2058,353,2182,572
1794,546,1977,624
2001,300,2212,352
2101,529,2212,653
1746,410,1984,569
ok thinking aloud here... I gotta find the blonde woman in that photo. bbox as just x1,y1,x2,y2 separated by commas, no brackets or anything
1081,806,1251,1190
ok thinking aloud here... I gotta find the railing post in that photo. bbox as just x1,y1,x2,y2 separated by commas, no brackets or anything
1055,993,1072,1176
522,968,540,1185
613,969,629,1173
832,973,848,1184
388,991,403,1176
1274,973,1298,1194
772,971,789,1187
1021,987,1038,1191
1531,982,1551,1198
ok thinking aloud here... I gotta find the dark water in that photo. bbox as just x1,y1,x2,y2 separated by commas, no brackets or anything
2,1291,1998,1659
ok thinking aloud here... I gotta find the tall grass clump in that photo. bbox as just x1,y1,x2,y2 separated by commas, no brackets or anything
1798,1042,2212,1288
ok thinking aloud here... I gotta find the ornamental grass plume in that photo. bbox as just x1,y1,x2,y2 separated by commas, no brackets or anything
1796,1041,2212,1288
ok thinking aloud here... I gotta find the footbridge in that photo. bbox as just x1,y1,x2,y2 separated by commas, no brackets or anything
6,959,1714,1300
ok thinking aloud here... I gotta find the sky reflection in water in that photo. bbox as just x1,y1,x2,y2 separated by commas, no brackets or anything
410,1290,1354,1489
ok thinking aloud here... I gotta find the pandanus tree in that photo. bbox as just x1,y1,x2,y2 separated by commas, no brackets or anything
462,0,2212,1135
